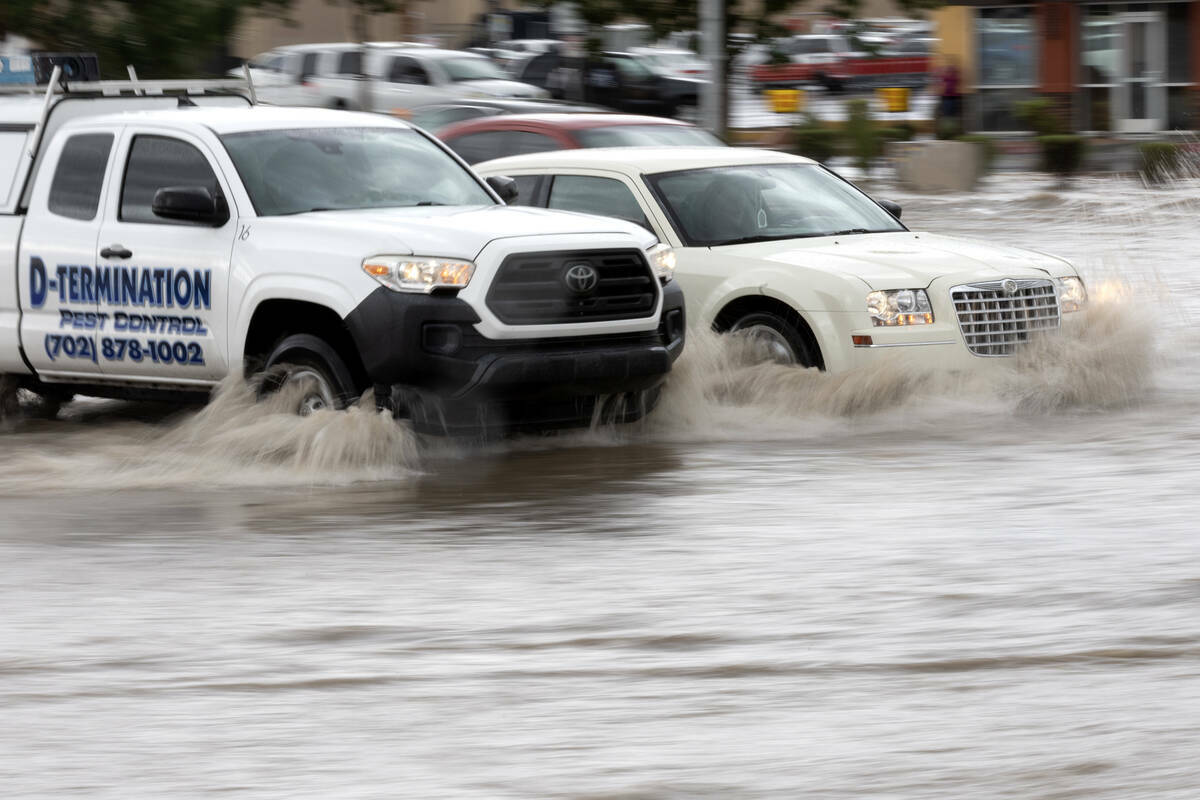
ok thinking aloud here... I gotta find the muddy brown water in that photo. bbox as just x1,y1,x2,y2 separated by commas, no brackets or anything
2,173,1199,798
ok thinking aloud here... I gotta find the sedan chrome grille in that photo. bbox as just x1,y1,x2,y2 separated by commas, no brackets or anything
950,279,1060,356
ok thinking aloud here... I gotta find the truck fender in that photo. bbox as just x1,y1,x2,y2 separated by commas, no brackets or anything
231,275,361,366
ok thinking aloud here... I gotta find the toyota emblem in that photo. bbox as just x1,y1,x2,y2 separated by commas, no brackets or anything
564,263,599,294
1001,279,1018,296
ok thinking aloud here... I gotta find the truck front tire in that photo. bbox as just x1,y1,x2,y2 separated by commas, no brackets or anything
259,333,359,415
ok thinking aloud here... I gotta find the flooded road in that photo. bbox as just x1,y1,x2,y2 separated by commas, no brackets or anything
3,173,1199,798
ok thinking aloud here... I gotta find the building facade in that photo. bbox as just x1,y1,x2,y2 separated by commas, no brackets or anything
934,0,1200,132
231,0,495,60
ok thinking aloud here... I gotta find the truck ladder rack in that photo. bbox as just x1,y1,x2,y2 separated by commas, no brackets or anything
0,76,253,98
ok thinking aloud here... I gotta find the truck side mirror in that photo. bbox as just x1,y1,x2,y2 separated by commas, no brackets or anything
152,186,230,226
878,199,902,219
486,175,519,203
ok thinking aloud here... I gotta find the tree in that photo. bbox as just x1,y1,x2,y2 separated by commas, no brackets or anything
327,0,429,43
2,0,293,79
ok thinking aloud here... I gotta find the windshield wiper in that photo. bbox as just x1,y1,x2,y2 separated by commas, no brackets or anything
829,228,894,236
709,233,817,246
415,201,445,206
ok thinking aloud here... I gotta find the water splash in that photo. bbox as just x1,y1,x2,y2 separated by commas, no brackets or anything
0,376,422,494
646,288,1156,443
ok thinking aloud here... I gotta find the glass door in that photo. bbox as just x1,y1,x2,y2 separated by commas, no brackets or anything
1117,12,1165,132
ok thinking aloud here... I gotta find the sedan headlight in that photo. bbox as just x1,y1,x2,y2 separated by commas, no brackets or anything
1056,276,1087,313
866,289,933,326
362,256,475,294
648,243,676,283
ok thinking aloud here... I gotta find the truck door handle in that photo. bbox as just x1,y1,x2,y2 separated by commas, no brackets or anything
100,245,133,259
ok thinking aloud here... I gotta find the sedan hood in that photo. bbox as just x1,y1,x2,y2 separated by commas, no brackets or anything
725,231,1075,289
258,205,654,261
457,79,546,98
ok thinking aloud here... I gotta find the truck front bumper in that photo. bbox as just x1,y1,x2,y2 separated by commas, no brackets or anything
344,283,685,435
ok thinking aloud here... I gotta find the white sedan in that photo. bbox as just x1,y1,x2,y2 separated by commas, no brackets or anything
474,147,1087,372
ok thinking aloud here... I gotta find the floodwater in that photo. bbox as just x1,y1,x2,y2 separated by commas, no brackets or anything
2,172,1199,798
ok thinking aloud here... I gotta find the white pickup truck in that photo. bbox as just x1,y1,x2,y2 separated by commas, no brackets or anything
0,76,684,433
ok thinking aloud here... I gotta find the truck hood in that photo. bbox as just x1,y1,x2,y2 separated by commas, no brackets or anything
720,231,1076,289
456,79,546,98
257,205,655,260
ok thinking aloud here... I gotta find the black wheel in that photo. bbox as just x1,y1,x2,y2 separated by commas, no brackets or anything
728,311,816,367
258,333,359,415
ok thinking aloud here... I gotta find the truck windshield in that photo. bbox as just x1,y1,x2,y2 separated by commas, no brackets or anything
220,127,495,216
646,163,905,247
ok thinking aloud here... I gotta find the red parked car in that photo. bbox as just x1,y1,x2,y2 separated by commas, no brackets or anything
436,113,724,164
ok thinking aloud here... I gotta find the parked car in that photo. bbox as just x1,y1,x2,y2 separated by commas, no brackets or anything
629,47,709,80
516,51,703,120
308,47,549,113
408,98,603,134
476,147,1088,372
234,42,365,107
437,113,722,164
750,33,930,91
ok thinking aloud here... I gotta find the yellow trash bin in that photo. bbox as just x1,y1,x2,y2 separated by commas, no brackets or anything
876,87,910,113
766,88,804,114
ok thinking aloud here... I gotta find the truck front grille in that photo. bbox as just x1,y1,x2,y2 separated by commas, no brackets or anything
486,249,657,325
951,279,1060,356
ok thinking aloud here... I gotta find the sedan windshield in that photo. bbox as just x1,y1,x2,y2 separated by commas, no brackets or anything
575,125,724,148
646,163,905,246
221,127,494,216
440,57,509,82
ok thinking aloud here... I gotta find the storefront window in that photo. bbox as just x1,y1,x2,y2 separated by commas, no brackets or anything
1167,2,1190,84
979,88,1036,131
1082,5,1120,85
978,7,1036,86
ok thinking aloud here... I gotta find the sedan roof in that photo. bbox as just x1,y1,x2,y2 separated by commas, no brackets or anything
437,112,698,139
476,146,812,175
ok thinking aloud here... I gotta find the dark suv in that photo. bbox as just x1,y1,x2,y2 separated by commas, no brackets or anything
517,51,703,120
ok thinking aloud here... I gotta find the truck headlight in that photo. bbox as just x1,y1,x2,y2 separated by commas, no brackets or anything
648,243,675,283
362,256,475,294
1056,276,1087,313
866,289,933,326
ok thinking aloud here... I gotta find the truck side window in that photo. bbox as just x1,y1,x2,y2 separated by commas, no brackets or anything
508,175,542,207
300,51,320,81
119,135,221,225
389,57,429,85
547,175,650,229
48,133,114,221
336,50,362,75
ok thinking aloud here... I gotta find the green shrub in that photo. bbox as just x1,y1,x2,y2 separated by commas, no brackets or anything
1138,142,1181,183
792,113,840,163
876,126,913,143
793,127,841,163
935,114,963,140
845,98,881,174
956,134,998,172
1015,98,1063,136
1038,134,1087,176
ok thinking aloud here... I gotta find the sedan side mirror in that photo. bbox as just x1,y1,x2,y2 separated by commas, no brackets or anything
486,175,519,204
152,186,230,226
878,199,902,219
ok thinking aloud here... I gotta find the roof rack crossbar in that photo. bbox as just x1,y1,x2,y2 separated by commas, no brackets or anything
0,77,251,97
